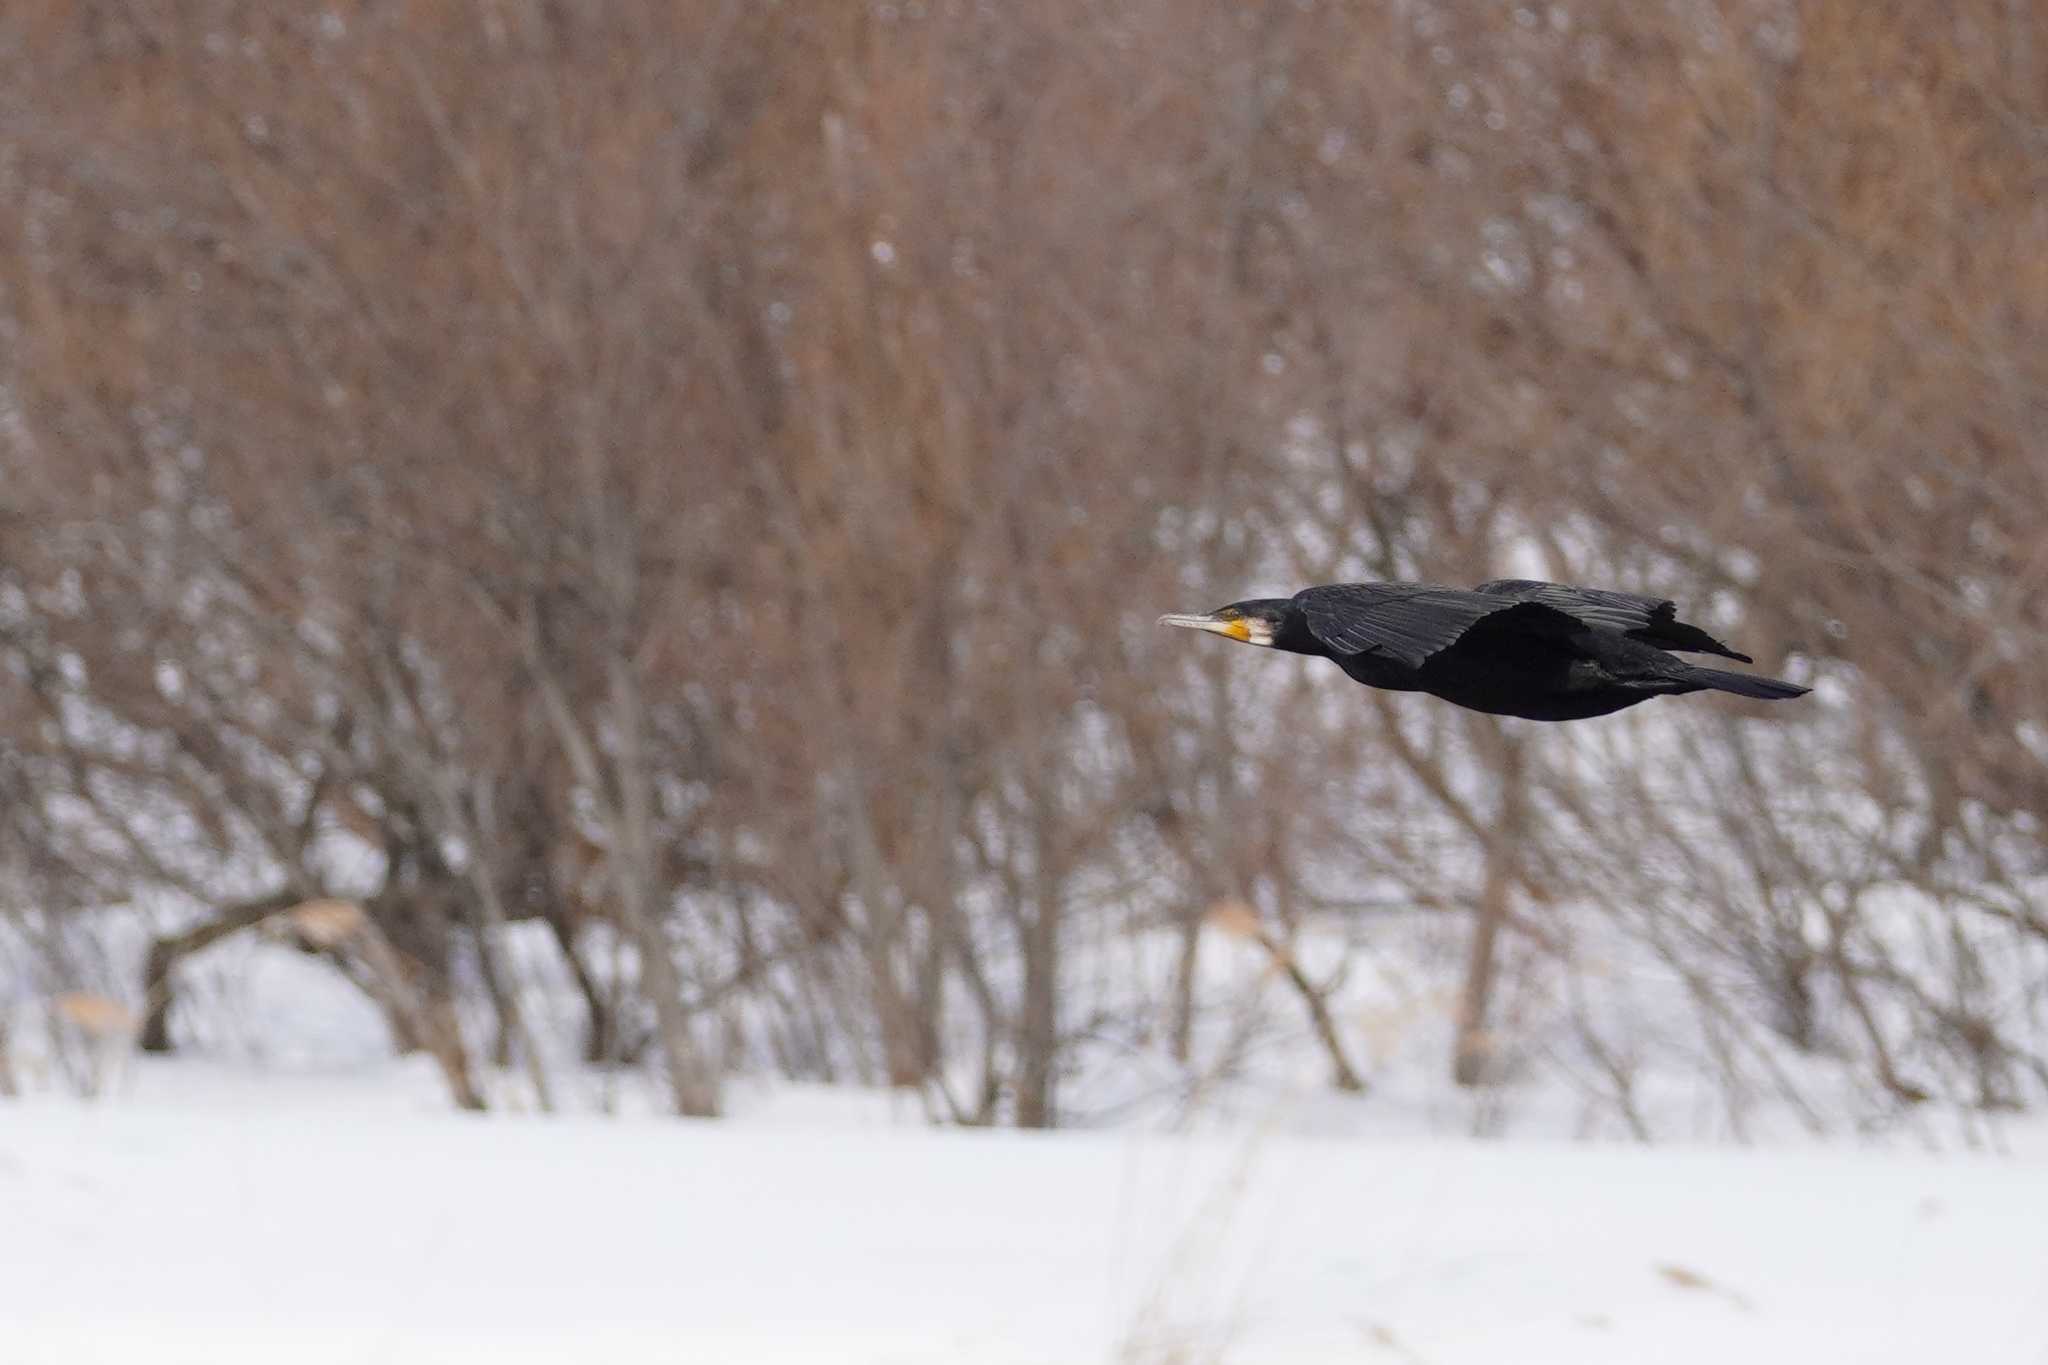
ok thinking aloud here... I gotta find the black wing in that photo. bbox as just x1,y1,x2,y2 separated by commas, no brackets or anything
1296,583,1528,669
1474,578,1751,662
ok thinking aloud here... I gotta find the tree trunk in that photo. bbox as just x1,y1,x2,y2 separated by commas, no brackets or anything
1015,785,1062,1129
522,588,719,1117
139,890,301,1053
464,893,554,1111
1015,901,1058,1128
1169,912,1201,1065
472,923,519,1069
1274,941,1368,1093
1452,852,1511,1087
1454,727,1522,1088
607,654,720,1117
548,912,616,1066
349,911,488,1112
419,989,489,1112
846,811,927,1088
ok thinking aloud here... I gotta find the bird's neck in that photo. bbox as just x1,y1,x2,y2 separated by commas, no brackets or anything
1269,607,1323,655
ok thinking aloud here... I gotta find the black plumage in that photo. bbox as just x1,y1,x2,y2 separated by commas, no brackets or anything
1158,579,1808,722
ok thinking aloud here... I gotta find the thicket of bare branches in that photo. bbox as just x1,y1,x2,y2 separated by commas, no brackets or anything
2,0,2043,1131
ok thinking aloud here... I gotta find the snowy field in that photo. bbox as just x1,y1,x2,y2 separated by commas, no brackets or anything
5,1057,2048,1365
7,914,2048,1362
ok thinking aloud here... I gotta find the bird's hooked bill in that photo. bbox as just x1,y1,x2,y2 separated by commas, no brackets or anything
1157,612,1253,643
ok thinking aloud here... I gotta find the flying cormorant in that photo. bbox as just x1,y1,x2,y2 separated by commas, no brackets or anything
1158,578,1808,721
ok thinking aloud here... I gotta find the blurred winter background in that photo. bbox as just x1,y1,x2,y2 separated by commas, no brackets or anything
2,2,2047,1361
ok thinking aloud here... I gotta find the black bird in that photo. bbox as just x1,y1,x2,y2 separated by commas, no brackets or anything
1158,578,1808,721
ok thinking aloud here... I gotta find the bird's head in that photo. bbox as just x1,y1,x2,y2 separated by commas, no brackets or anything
1156,599,1292,648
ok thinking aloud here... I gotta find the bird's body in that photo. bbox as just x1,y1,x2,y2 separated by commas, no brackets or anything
1159,578,1808,721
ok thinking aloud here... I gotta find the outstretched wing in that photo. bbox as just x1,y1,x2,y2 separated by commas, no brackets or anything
1295,583,1532,669
1474,578,1751,662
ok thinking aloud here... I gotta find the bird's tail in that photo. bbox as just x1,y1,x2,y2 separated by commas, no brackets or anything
1682,665,1810,702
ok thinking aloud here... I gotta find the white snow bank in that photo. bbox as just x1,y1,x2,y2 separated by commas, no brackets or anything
4,1064,2047,1364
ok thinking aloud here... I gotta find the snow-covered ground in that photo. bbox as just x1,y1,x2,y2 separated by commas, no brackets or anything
7,907,2048,1362
5,1056,2048,1365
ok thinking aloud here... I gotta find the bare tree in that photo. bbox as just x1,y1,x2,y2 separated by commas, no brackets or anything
2,0,2044,1130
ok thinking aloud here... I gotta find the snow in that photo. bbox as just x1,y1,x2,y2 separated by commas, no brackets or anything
8,891,2048,1362
5,1060,2048,1364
